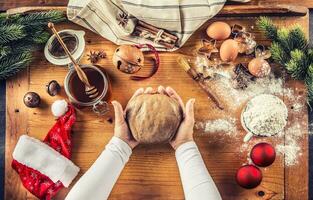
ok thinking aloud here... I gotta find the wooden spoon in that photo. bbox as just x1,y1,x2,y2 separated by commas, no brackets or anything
48,22,99,99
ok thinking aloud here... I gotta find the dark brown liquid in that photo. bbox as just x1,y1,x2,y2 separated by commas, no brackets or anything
49,33,77,57
69,68,105,103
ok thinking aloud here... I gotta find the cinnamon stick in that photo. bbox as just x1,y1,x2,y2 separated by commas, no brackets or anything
137,20,178,40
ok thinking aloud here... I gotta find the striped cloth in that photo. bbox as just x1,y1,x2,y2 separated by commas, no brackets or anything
67,0,248,51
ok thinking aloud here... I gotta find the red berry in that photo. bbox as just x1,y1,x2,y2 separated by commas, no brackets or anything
236,165,262,189
250,143,276,167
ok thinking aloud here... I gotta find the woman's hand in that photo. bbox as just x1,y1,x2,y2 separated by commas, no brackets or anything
157,86,196,150
111,88,146,149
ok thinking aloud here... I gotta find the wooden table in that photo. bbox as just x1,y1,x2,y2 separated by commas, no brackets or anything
4,5,310,200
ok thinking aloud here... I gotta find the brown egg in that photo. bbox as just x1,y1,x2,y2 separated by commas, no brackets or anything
206,21,231,40
220,39,239,62
248,58,271,78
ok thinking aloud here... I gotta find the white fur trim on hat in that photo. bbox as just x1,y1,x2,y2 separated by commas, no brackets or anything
12,135,79,187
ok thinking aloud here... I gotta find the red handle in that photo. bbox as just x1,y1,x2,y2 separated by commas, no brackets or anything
130,44,160,81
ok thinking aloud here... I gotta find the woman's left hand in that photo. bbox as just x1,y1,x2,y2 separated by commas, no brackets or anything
111,88,146,149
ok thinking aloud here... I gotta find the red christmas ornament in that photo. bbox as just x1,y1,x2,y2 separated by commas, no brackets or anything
250,142,276,167
236,165,262,189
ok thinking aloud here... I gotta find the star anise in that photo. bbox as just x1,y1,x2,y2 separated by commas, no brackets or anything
87,50,107,64
87,51,99,64
98,51,107,59
117,12,129,27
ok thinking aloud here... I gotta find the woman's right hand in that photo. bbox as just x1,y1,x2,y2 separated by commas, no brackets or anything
157,86,196,150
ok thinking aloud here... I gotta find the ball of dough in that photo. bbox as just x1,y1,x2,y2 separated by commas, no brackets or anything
126,94,183,144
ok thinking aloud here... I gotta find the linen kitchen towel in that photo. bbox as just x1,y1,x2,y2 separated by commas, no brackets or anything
67,0,249,51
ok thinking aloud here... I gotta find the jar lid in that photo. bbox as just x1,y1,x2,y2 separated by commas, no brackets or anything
44,29,85,66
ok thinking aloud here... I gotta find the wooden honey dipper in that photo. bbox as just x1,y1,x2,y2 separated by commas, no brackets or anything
48,22,99,99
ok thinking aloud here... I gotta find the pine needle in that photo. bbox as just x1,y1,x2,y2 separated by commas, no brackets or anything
270,42,288,65
16,10,65,26
0,10,66,80
285,49,307,79
257,16,278,41
0,24,26,44
0,52,33,80
289,25,309,51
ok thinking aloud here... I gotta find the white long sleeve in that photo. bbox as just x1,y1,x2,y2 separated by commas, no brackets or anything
65,136,132,200
175,141,222,200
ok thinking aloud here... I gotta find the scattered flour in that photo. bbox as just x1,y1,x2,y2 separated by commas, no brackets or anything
204,118,236,135
196,118,237,136
194,67,307,167
276,122,304,166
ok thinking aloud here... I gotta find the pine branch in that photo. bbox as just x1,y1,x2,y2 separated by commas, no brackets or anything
308,48,313,64
0,13,8,23
270,42,288,65
0,10,66,80
276,27,291,52
257,16,278,41
305,75,313,103
289,25,308,51
16,10,65,27
0,51,33,80
0,45,11,60
285,49,307,79
32,31,51,44
0,24,26,44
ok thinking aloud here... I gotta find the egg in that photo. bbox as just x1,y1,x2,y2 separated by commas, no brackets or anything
248,58,271,78
206,21,231,40
219,39,239,62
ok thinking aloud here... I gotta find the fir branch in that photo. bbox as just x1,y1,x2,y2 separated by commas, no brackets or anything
276,27,291,52
0,51,33,80
257,16,278,41
0,10,66,80
289,25,308,51
16,10,65,27
0,13,8,22
32,31,51,44
270,42,288,65
0,45,11,59
308,48,313,64
305,75,313,103
285,49,307,79
0,24,26,44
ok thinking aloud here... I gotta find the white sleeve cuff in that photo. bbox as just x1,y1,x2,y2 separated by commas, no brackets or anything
106,136,132,164
175,141,198,157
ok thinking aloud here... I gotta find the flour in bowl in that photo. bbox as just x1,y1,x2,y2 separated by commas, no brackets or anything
242,94,288,136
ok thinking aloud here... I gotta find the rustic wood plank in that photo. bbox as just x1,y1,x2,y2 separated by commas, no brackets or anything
5,69,29,200
4,6,310,200
273,13,309,200
0,80,5,200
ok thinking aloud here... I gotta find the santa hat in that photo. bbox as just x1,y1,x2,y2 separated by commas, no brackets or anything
12,104,79,200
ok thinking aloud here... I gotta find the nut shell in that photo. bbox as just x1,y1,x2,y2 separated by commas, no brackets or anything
248,58,271,78
220,39,239,62
46,80,61,96
113,45,144,74
206,21,231,40
23,92,41,108
126,93,183,144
